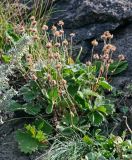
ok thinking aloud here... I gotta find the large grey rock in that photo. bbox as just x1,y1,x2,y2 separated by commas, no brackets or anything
51,0,132,29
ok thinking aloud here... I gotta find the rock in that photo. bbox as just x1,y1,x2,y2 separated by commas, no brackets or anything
51,0,132,29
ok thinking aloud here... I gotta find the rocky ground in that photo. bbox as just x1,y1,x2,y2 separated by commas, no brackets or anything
0,0,132,160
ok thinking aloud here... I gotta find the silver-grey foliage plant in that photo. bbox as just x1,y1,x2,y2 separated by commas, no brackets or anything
0,35,33,123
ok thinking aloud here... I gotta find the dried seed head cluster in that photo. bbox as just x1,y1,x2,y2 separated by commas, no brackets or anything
54,30,64,37
90,31,126,79
101,31,113,40
103,44,116,54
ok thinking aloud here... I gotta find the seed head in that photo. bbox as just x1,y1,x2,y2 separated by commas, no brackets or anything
56,63,62,70
93,54,99,60
61,79,67,85
70,33,75,37
58,20,64,26
62,39,68,46
33,35,39,40
51,80,57,86
54,31,61,37
91,39,98,46
31,28,37,33
86,61,92,66
46,42,52,48
102,54,109,60
42,25,48,31
118,54,125,61
30,16,35,21
31,20,37,26
48,53,54,59
51,25,57,32
54,52,60,60
59,30,64,35
101,31,113,40
108,59,114,64
26,54,32,60
54,42,61,47
19,26,25,33
103,44,116,53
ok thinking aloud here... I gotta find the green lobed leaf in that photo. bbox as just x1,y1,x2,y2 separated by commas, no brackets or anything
10,101,42,115
89,111,105,126
16,130,39,154
47,87,59,101
95,106,107,114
